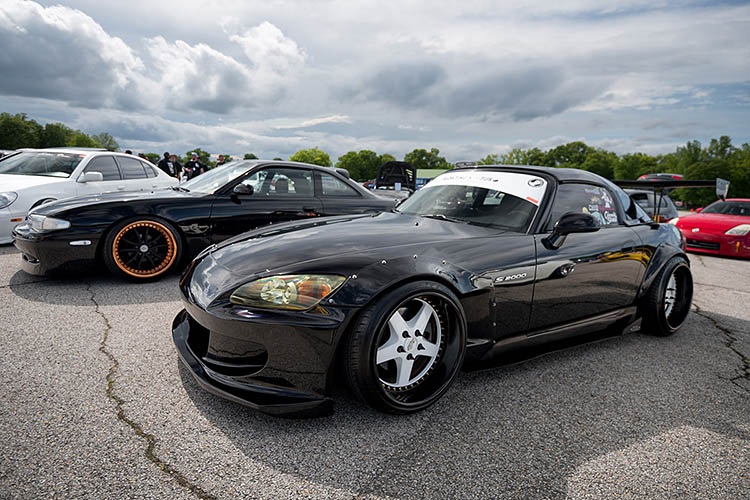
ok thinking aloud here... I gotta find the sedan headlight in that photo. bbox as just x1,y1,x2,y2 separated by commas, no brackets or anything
0,191,17,209
28,214,71,232
725,224,750,236
230,275,346,310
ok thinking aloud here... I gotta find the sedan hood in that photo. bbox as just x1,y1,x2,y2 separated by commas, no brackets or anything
0,173,67,191
33,187,204,215
676,213,750,234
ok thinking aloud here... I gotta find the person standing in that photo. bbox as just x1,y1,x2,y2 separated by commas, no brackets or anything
157,152,180,178
184,152,206,180
215,154,226,168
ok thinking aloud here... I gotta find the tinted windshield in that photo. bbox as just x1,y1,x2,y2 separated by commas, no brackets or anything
0,151,84,178
397,170,547,232
182,161,252,193
702,200,750,216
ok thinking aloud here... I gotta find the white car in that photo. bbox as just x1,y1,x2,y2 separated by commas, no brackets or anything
0,148,178,244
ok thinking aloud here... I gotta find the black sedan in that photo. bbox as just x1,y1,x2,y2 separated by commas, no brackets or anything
173,165,694,416
13,161,395,280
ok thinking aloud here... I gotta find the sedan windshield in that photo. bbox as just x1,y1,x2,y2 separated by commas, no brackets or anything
702,200,750,216
0,151,84,178
182,161,253,193
397,170,547,232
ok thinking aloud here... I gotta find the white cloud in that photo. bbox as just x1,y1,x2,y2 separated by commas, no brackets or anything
228,21,306,73
0,0,747,161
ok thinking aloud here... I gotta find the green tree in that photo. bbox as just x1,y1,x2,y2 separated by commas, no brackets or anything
0,112,41,149
92,132,119,151
243,153,258,160
289,147,332,167
144,153,160,164
184,148,212,165
546,141,593,167
580,150,617,179
403,148,451,170
39,122,73,148
273,157,283,161
69,131,101,148
478,153,501,165
707,136,735,160
682,159,733,207
335,150,392,181
615,153,656,180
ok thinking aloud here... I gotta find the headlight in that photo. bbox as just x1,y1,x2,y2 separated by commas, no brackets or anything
230,274,346,310
668,217,679,225
28,214,71,232
725,224,750,236
0,191,17,209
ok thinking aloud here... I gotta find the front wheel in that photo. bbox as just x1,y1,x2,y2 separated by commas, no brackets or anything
103,218,182,281
344,281,466,414
641,256,693,336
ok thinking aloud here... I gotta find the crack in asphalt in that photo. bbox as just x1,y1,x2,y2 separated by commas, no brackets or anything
86,283,219,500
693,304,750,393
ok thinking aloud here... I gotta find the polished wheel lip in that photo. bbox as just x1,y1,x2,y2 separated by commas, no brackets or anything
664,272,677,318
112,220,177,278
376,297,444,390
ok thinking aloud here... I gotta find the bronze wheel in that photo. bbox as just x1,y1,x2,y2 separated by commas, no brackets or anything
105,219,181,279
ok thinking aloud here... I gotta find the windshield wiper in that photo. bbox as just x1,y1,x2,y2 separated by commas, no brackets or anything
421,213,462,223
421,213,508,230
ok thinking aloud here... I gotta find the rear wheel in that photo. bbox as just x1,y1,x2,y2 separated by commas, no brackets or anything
345,281,466,414
103,218,182,281
641,256,693,336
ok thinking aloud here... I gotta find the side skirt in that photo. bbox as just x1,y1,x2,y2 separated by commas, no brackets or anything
465,306,638,367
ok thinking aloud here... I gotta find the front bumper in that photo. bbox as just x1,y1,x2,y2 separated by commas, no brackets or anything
173,289,356,417
681,229,750,258
0,208,25,244
12,223,100,275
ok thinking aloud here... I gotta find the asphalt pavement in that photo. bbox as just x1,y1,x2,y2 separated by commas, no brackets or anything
0,244,747,499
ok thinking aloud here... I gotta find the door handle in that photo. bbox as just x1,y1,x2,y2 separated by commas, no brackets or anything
117,185,125,190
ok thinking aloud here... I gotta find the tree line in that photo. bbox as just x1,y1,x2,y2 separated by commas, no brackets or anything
2,112,747,205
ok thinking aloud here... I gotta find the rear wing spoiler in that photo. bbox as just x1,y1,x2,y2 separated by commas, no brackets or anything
614,178,730,220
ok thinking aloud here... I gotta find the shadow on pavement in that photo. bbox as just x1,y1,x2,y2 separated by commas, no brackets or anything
176,311,749,499
7,269,184,306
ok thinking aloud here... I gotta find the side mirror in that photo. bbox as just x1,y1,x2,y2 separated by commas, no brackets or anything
543,212,600,249
232,184,254,195
696,207,703,213
79,171,104,183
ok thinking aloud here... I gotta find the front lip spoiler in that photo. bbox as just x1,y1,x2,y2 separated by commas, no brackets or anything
172,310,333,418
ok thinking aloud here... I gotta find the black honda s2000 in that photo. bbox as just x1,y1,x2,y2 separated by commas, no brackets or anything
174,165,693,416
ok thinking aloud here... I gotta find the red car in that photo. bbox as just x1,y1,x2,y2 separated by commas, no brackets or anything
670,199,750,258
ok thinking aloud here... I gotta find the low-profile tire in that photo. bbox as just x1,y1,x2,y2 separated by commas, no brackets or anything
344,281,466,414
641,256,693,336
103,217,182,281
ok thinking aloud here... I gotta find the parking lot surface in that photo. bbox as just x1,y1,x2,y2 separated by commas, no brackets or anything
1,244,748,499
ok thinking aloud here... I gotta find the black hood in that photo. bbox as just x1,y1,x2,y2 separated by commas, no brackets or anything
209,211,496,274
187,211,507,308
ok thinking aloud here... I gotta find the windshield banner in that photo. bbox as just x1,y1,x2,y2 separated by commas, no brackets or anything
425,170,547,205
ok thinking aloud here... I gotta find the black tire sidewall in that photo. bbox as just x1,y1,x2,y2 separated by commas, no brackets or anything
346,281,466,413
644,256,693,336
102,217,183,281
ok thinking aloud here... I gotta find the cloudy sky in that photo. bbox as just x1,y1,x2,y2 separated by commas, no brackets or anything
0,0,748,162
